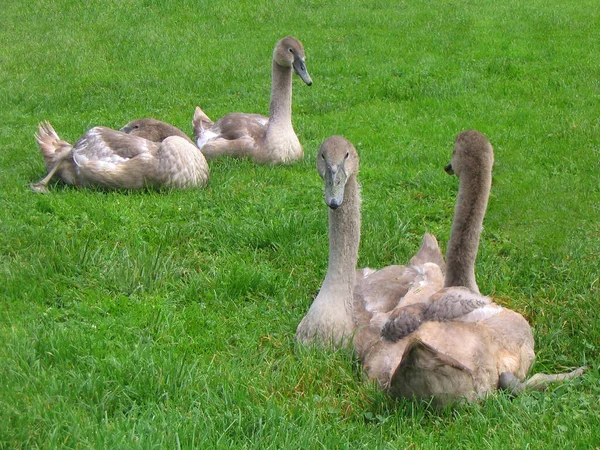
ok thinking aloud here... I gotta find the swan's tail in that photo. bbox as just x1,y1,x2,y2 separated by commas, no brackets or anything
389,338,476,406
192,106,214,142
409,233,446,272
35,121,72,160
31,121,74,193
499,366,588,395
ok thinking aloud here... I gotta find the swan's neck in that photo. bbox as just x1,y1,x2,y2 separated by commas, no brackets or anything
296,174,360,346
321,175,361,316
266,61,293,130
444,171,491,294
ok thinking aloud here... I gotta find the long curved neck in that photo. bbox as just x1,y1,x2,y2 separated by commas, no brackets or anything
322,175,361,316
444,170,491,294
266,61,293,130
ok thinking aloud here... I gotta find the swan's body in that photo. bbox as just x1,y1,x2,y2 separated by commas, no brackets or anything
193,36,312,164
31,119,209,193
298,133,585,406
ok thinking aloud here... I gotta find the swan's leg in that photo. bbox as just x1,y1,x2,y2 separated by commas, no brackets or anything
498,366,587,395
30,147,72,193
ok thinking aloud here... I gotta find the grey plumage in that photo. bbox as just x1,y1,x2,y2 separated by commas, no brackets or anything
31,119,208,193
381,287,490,341
193,36,312,164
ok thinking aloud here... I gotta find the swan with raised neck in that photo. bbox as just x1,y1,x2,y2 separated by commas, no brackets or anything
377,130,585,405
380,130,495,341
443,129,493,294
295,136,445,348
296,136,359,346
193,36,312,165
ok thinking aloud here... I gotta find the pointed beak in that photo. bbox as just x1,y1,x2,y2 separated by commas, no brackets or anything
293,56,312,86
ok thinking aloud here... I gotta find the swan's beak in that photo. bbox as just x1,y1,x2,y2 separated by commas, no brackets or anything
324,165,346,209
444,163,454,175
120,123,134,133
293,56,313,86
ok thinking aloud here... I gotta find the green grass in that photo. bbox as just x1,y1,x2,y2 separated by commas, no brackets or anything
1,0,599,448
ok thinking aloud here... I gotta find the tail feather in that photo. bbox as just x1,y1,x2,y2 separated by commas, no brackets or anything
35,121,71,157
409,233,446,273
192,106,213,141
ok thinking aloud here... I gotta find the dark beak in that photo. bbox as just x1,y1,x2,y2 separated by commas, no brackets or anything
444,163,454,175
293,56,312,86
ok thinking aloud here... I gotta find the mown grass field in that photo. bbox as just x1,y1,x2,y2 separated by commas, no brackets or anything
1,0,599,448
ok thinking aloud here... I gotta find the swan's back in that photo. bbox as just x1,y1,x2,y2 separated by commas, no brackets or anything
73,128,207,189
73,127,158,162
386,305,534,406
480,308,534,379
356,233,445,318
352,234,445,363
153,136,209,189
389,321,498,405
211,113,269,141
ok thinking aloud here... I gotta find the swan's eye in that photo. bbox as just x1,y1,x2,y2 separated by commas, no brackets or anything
288,48,294,53
320,153,325,160
344,152,349,159
133,125,139,129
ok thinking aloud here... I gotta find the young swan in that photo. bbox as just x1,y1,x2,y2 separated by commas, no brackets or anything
295,136,359,346
31,119,209,193
192,36,312,164
373,130,585,405
295,136,445,348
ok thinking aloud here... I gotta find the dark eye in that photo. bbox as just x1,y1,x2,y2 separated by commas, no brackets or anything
321,153,325,160
344,152,349,159
288,48,294,53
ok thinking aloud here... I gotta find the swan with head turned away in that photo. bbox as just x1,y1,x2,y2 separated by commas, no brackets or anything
371,130,586,405
192,36,312,165
297,133,586,406
30,118,209,193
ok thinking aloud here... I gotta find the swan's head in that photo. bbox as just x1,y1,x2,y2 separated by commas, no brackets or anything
445,130,494,178
273,36,313,86
120,119,191,143
317,136,359,209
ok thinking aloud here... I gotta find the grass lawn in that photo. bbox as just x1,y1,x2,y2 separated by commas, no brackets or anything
1,0,599,448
